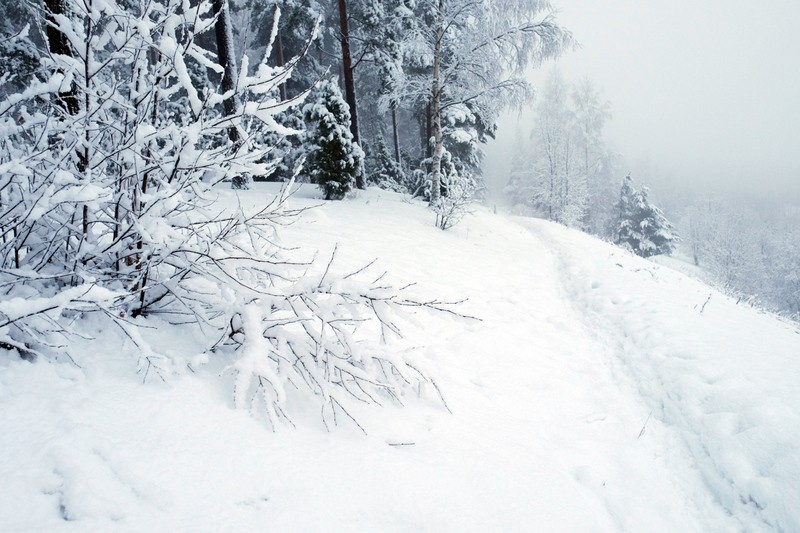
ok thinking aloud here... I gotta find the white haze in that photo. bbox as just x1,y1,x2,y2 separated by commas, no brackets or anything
484,0,800,200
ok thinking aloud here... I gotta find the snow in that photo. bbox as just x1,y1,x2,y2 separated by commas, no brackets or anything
2,183,799,531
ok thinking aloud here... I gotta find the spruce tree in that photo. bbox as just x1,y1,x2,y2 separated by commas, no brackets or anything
303,79,364,200
366,135,405,191
614,175,678,257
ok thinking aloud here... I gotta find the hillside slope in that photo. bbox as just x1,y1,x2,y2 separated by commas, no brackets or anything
1,185,798,532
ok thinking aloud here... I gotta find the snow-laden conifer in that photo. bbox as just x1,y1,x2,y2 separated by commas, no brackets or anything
302,78,364,200
613,175,678,257
366,135,405,192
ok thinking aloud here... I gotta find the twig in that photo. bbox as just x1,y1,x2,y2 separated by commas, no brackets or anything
637,412,652,439
699,293,712,314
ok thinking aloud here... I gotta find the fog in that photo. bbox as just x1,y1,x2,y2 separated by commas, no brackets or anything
484,0,800,201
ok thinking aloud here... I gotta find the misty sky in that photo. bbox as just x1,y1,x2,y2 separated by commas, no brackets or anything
484,0,800,199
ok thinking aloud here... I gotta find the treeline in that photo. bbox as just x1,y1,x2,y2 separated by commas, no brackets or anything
3,0,528,424
1,0,570,200
505,71,618,235
503,72,798,319
679,199,800,319
505,71,678,257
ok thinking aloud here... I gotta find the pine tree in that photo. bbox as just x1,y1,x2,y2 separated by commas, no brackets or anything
366,135,405,191
614,175,678,257
303,79,364,200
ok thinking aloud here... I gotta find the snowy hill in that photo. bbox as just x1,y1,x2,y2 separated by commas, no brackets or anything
2,184,799,532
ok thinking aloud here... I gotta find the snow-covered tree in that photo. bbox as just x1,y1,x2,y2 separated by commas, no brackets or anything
1,0,450,430
681,200,766,294
765,219,800,318
240,0,327,100
402,0,570,205
571,78,616,234
505,72,616,231
441,101,496,184
0,3,40,94
302,79,364,199
507,71,589,227
366,135,405,191
213,0,249,189
614,175,678,257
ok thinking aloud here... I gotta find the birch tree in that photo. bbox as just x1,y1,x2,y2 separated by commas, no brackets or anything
571,77,615,233
406,0,570,204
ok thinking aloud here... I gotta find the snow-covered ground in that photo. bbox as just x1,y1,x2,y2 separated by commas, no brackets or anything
1,184,798,532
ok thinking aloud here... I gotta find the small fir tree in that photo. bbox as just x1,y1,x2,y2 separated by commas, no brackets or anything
366,135,405,192
614,175,679,257
302,79,364,200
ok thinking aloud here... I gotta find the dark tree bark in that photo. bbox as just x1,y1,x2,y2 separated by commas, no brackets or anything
336,0,364,189
45,0,79,117
45,0,88,254
391,105,401,165
429,0,445,203
212,0,247,189
274,30,287,101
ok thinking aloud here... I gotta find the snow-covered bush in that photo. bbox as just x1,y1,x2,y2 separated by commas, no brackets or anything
0,0,451,430
0,0,294,314
430,150,479,230
613,175,678,257
302,78,364,200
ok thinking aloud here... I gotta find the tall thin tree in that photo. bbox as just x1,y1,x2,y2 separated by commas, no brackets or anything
213,0,247,189
336,0,364,189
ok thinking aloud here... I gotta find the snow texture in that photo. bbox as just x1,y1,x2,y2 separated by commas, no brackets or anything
1,184,798,531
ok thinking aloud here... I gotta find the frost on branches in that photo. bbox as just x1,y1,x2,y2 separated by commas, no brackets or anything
613,175,678,258
428,150,479,230
0,0,456,431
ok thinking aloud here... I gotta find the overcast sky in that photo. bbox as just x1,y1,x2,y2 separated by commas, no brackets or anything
484,0,800,200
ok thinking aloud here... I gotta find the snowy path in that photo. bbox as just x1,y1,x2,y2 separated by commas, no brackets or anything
521,217,800,532
277,192,743,531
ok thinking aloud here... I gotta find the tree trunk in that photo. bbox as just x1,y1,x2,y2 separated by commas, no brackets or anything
81,2,92,239
274,30,286,101
336,0,364,189
391,105,401,164
46,0,89,274
429,0,445,203
425,102,432,159
212,0,246,189
45,0,79,117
